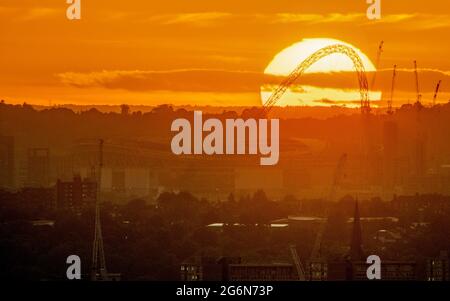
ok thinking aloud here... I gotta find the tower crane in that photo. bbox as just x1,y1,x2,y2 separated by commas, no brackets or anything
289,244,306,281
370,41,384,91
387,65,397,115
433,80,442,106
414,60,422,103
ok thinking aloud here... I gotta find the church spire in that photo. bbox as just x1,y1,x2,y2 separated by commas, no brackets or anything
349,200,364,261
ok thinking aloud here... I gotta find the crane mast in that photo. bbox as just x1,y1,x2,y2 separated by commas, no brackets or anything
370,41,384,91
388,65,397,115
289,244,306,281
414,60,422,103
433,80,442,106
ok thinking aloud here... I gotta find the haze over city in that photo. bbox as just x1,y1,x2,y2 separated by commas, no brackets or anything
1,0,450,283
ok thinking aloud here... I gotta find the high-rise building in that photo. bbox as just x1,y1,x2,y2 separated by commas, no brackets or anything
180,257,228,281
382,120,398,193
26,148,50,187
0,136,14,189
56,175,96,209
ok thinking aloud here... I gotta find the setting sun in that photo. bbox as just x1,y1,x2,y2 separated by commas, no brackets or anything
261,38,382,107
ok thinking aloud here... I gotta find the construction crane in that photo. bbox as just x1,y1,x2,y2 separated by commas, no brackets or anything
289,244,306,281
433,80,442,106
387,65,397,115
309,154,348,262
414,60,422,103
370,41,384,91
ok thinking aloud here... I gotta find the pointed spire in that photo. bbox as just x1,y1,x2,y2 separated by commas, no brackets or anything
349,200,364,261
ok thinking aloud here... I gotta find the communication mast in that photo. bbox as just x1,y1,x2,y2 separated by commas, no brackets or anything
90,139,121,281
91,139,108,280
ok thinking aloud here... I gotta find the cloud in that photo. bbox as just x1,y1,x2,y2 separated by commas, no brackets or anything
314,99,361,106
144,12,232,26
58,68,450,95
392,68,450,77
142,12,377,26
57,69,279,92
268,69,449,93
144,12,450,30
270,13,450,29
363,13,450,29
272,13,364,24
229,12,450,31
2,4,450,30
283,69,450,93
206,55,249,63
368,14,417,24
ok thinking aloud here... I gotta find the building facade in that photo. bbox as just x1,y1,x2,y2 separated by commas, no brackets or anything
56,175,96,209
426,251,449,281
0,136,14,189
26,148,50,187
180,256,296,281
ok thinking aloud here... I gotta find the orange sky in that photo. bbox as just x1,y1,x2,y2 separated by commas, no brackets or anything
1,0,449,107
